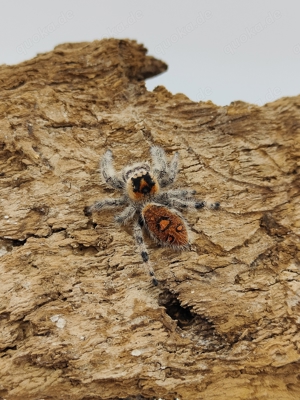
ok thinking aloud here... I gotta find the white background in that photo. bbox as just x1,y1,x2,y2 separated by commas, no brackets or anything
1,0,300,106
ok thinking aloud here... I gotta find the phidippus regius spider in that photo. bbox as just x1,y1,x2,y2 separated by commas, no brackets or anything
85,146,219,286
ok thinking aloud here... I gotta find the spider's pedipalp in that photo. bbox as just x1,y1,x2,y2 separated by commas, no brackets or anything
84,197,126,215
133,218,158,286
115,205,136,225
101,149,125,190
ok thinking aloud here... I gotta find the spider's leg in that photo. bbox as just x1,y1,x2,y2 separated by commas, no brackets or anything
101,150,125,190
166,198,205,210
168,189,196,198
160,151,179,188
115,205,136,224
133,218,158,286
84,197,126,215
151,146,180,188
150,146,168,182
162,196,220,210
156,189,196,204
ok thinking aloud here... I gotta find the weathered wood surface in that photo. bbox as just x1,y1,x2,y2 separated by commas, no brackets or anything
0,38,299,400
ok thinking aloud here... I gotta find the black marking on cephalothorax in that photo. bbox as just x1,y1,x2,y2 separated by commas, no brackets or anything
131,172,155,195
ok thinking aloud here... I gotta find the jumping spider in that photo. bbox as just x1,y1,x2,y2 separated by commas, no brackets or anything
85,146,219,286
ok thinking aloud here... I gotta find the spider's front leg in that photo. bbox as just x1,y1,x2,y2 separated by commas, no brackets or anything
150,146,179,188
133,217,158,286
101,150,125,190
84,197,126,216
150,146,168,181
162,150,179,187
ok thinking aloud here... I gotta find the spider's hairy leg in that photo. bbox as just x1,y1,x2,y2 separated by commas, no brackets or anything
151,146,180,188
84,197,126,216
160,197,206,210
133,218,158,286
171,189,196,198
162,196,220,211
158,189,197,202
150,146,168,181
163,150,179,187
115,205,136,224
101,149,125,190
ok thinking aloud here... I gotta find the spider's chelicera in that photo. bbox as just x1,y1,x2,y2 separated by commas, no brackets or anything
85,146,219,286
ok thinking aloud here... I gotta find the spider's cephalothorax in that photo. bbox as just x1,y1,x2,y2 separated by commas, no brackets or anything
123,163,160,201
85,146,220,286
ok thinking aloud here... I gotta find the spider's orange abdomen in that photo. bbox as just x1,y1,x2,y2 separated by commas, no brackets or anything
142,204,188,248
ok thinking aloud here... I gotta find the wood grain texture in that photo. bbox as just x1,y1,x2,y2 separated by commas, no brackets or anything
0,38,299,400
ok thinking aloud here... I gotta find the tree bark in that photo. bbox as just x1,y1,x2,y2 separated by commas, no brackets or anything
0,38,299,400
